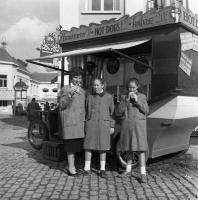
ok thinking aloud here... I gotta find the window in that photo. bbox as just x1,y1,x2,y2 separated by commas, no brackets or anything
42,88,49,93
86,0,120,12
0,101,7,107
0,75,7,87
147,0,166,10
52,88,58,93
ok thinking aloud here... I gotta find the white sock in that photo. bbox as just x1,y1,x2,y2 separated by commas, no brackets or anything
140,166,146,175
126,164,132,172
84,161,91,171
100,161,106,171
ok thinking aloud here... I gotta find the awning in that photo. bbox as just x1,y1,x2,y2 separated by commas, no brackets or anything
28,39,149,61
0,90,14,100
26,39,153,71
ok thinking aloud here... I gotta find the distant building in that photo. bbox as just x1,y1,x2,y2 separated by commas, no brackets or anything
30,73,58,103
0,46,58,115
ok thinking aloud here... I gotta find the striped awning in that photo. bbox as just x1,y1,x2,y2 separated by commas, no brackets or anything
0,89,14,100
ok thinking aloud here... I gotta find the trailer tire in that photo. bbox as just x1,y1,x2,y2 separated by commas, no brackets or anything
28,119,49,150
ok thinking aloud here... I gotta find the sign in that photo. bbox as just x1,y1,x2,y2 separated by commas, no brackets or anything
193,34,198,52
179,52,192,76
180,32,198,52
180,32,193,51
179,6,198,33
60,6,175,44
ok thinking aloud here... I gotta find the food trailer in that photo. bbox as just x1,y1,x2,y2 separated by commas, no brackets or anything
27,5,198,165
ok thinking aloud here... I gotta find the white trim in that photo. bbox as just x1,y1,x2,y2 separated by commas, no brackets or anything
84,0,121,12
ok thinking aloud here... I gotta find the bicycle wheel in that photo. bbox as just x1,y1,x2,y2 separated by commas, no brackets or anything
28,119,49,150
115,140,148,168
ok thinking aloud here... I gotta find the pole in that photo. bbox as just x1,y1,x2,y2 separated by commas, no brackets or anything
61,57,65,88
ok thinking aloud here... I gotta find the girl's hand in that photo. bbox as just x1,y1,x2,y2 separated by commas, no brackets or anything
110,128,114,135
131,93,138,102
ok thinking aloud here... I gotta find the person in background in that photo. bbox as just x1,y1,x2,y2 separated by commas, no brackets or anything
27,98,40,122
44,101,50,121
50,103,55,110
117,78,149,183
83,78,115,178
59,67,85,176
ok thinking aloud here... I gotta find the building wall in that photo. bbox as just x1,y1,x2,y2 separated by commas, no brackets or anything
60,0,148,30
38,82,58,102
0,62,15,114
60,0,197,31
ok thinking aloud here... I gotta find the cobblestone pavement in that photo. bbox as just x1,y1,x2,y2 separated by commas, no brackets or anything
0,115,198,200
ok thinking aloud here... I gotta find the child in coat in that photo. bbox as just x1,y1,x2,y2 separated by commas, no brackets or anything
117,78,149,183
83,78,115,178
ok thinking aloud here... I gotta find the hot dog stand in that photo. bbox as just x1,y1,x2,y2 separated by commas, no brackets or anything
27,5,198,164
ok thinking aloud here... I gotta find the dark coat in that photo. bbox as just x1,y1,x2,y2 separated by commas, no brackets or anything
59,85,85,140
117,93,149,151
84,92,115,151
27,101,40,121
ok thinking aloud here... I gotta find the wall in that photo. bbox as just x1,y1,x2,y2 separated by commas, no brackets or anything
60,0,80,30
0,63,14,90
60,0,149,30
38,82,58,102
0,62,14,114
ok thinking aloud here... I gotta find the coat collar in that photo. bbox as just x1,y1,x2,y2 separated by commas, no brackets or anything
93,91,105,97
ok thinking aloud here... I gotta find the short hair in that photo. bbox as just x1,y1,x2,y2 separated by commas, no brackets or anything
32,98,36,102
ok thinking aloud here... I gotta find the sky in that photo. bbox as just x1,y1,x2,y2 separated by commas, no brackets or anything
0,0,59,72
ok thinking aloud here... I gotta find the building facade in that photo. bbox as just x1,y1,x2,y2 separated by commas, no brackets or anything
0,46,58,115
60,0,192,30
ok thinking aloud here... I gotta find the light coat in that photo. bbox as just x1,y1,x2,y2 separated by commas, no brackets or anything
59,85,85,140
84,92,115,151
117,93,149,151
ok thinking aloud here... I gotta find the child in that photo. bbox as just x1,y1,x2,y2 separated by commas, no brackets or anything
117,78,149,183
83,78,115,178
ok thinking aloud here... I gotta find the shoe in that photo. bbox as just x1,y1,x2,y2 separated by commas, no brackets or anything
63,169,79,177
118,171,131,178
140,174,147,183
82,170,91,176
99,170,107,178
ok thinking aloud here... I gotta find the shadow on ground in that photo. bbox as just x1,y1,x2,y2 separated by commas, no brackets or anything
0,116,29,129
1,134,122,173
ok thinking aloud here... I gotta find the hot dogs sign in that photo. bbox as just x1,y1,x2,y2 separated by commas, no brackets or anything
59,6,175,44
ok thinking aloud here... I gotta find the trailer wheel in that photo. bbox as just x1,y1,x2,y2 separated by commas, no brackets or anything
28,119,48,150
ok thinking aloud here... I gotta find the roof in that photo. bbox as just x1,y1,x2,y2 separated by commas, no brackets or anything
0,47,30,73
31,73,57,83
0,47,15,63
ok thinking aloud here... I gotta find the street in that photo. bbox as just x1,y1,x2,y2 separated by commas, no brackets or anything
0,115,198,200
